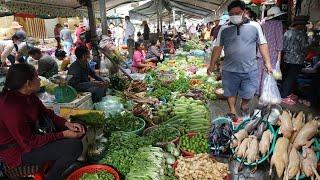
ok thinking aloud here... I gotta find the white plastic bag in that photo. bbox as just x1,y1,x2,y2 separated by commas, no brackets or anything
272,60,282,80
259,74,281,105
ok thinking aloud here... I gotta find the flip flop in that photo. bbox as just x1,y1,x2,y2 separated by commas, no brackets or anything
282,97,296,106
225,113,242,124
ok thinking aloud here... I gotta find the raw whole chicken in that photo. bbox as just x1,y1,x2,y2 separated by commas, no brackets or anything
245,136,259,164
270,137,289,178
231,129,248,148
259,130,273,156
236,137,251,158
287,147,301,179
290,111,305,143
279,110,293,139
293,120,320,149
302,148,320,179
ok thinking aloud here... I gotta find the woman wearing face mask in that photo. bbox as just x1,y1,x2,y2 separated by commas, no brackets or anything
0,64,84,180
67,46,108,103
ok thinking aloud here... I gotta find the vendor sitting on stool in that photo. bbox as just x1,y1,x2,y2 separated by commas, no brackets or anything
68,46,108,103
0,64,84,180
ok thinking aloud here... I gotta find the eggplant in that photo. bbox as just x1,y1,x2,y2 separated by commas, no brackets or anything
255,121,268,139
244,117,262,134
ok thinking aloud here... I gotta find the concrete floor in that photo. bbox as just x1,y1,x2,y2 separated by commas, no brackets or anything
208,97,319,180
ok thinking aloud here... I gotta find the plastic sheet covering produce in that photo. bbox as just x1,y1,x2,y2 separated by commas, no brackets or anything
94,96,124,117
190,50,205,57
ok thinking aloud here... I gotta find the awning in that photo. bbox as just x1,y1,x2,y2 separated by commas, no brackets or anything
0,0,87,17
129,0,227,20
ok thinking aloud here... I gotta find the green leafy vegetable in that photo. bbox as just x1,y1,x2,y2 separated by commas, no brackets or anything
106,112,144,134
81,170,115,180
70,112,106,127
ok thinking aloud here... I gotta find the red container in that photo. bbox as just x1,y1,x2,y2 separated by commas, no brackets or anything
179,132,198,157
67,164,120,180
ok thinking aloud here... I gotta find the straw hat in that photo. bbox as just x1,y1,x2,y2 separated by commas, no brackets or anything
11,21,23,29
266,7,286,20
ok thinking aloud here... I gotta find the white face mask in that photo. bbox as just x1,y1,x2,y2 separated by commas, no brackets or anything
15,40,22,45
230,15,243,25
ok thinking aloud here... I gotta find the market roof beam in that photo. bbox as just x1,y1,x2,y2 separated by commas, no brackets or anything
170,0,219,12
166,1,211,17
171,1,214,13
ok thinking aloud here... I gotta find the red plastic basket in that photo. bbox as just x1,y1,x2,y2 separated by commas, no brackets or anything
67,164,120,180
179,132,198,157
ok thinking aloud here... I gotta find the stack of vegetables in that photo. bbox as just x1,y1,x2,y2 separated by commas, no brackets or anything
162,97,210,134
126,146,167,179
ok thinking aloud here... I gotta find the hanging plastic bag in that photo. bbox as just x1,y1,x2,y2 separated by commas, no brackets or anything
272,60,282,80
259,74,281,105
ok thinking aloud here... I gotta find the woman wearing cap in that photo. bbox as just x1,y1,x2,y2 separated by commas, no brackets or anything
257,6,285,95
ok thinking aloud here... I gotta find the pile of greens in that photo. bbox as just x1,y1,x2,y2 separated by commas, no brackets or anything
150,87,172,101
110,75,128,91
81,171,115,180
105,112,144,134
126,146,167,180
144,125,180,145
100,132,153,175
70,112,106,127
168,78,190,93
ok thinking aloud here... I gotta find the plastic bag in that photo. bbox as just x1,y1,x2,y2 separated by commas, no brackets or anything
94,96,124,117
272,60,282,80
259,74,281,105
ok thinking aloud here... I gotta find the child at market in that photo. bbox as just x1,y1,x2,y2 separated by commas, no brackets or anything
55,49,71,71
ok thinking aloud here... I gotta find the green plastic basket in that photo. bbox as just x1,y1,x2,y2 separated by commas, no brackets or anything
231,118,277,166
118,117,146,135
293,138,320,179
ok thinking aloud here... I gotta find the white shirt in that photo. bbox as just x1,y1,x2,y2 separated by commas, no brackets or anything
124,21,135,39
189,25,197,34
115,26,124,39
0,40,12,63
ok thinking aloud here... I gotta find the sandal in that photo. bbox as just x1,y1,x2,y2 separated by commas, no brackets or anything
282,97,296,106
225,113,241,123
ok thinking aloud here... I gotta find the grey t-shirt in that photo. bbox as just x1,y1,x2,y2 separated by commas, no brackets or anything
38,55,58,78
215,21,267,73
